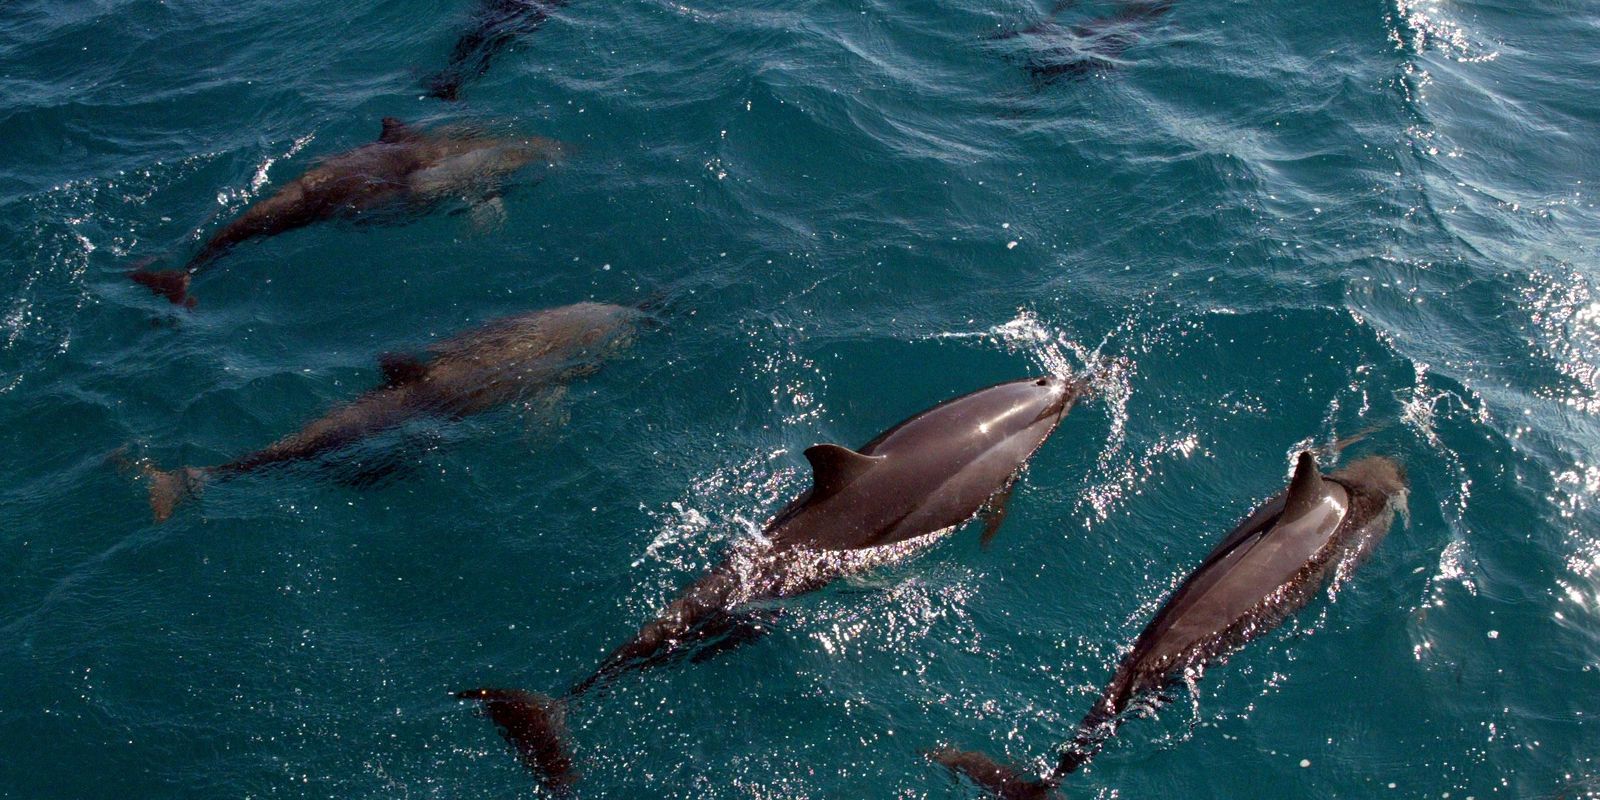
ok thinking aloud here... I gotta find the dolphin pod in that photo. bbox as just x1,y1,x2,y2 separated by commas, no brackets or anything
102,4,1425,795
141,301,644,522
457,375,1089,793
930,451,1408,798
426,0,564,101
128,117,564,307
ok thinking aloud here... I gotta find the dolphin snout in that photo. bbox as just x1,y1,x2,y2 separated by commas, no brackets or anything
1030,374,1080,422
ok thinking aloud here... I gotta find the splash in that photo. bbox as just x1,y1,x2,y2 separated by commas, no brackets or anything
1522,268,1600,415
1389,359,1501,667
1552,462,1600,634
636,450,795,572
1078,431,1202,525
1,132,323,392
932,307,1135,480
1555,536,1600,619
805,573,978,661
1389,0,1498,64
1397,362,1490,447
931,307,1102,380
1,150,220,390
744,316,828,427
720,529,955,606
931,308,1228,527
252,133,314,196
213,132,317,228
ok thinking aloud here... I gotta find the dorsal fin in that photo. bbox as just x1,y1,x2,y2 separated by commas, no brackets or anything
378,352,428,387
1282,451,1327,519
379,117,415,144
803,444,885,501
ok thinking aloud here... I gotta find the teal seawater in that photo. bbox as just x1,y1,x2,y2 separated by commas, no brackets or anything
2,0,1598,796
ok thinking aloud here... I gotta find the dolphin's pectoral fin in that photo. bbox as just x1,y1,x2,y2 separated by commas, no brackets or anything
468,195,508,234
516,385,571,437
334,426,447,488
803,443,886,501
330,445,420,489
378,352,429,387
979,478,1018,549
379,117,416,144
689,607,782,664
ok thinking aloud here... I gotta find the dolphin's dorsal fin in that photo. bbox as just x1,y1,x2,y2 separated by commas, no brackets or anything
1282,451,1326,519
378,352,428,387
804,444,884,500
379,117,415,144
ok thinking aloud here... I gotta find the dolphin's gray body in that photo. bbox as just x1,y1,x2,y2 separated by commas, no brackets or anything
933,452,1407,799
460,375,1087,793
426,0,563,101
142,302,641,522
129,118,563,306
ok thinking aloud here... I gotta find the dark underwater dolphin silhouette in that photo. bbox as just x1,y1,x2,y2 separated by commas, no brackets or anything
931,451,1408,799
993,0,1174,83
459,374,1091,792
129,117,564,307
426,0,564,101
140,302,643,522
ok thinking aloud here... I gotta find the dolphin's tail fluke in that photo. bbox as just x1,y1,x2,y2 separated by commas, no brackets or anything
144,466,204,523
128,266,195,308
456,688,577,794
927,746,1060,800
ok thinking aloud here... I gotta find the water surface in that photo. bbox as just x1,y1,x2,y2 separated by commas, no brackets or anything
2,0,1598,796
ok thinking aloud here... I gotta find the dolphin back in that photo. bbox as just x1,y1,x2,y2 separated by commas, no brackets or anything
934,452,1405,795
426,0,562,100
1057,452,1400,777
768,376,1079,552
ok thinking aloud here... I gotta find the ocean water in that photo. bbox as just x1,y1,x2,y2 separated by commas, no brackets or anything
2,0,1597,797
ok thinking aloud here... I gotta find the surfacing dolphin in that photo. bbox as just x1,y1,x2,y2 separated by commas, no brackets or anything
458,374,1091,793
931,451,1407,799
129,117,564,307
426,0,564,101
140,302,644,522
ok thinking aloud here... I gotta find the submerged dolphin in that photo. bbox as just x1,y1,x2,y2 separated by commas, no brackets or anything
426,0,563,101
994,0,1173,83
129,118,564,306
459,375,1089,792
932,451,1407,798
140,302,643,522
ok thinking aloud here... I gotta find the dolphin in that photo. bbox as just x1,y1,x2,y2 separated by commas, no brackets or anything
128,118,564,306
992,0,1173,83
931,451,1408,798
140,301,643,522
458,374,1089,793
426,0,564,101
